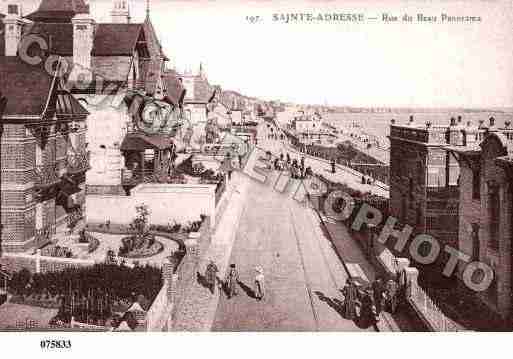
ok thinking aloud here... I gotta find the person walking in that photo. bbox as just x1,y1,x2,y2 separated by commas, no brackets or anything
385,278,399,313
341,279,358,320
371,278,385,315
254,266,265,301
205,260,219,294
397,267,408,304
225,264,239,299
331,159,336,174
238,153,243,169
223,153,234,181
360,288,379,327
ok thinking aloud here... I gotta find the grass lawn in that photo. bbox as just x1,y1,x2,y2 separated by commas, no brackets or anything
0,302,58,331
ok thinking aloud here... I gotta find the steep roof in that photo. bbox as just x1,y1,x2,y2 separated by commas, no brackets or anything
181,74,216,104
141,17,167,94
23,22,75,56
163,70,185,106
93,23,144,56
26,0,90,23
120,133,174,151
143,16,167,60
0,57,88,118
18,22,145,57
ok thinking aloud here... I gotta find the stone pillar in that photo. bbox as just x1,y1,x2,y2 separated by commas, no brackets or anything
162,256,175,304
36,249,42,274
395,257,410,277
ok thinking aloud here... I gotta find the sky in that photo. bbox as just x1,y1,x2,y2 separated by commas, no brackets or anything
2,0,513,108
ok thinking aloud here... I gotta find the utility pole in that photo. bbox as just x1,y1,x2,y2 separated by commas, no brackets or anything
0,92,7,258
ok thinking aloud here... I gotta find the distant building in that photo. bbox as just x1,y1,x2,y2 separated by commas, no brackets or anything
179,64,217,126
445,117,513,321
0,2,89,253
291,111,331,144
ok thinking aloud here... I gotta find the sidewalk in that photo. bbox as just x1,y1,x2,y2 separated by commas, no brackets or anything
211,169,375,331
315,211,423,331
171,162,252,331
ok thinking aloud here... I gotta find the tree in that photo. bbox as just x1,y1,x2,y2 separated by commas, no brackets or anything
132,204,150,248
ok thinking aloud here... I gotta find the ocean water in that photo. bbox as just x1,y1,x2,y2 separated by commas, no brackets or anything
325,112,513,147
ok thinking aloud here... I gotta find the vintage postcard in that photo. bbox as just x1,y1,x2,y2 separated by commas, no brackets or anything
0,0,512,350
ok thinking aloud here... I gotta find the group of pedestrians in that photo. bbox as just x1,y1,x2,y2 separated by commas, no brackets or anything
204,261,266,301
273,153,313,179
341,271,407,328
361,175,376,186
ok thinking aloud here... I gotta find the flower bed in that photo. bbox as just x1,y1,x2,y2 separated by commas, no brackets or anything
118,234,164,259
77,230,101,254
9,293,62,309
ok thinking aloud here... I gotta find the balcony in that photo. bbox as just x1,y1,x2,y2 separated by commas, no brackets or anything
34,164,60,189
34,225,55,248
426,185,459,200
66,150,91,174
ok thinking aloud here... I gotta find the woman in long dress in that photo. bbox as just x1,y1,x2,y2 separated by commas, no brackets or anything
385,279,398,313
205,260,219,294
342,279,358,320
254,267,265,301
225,264,239,298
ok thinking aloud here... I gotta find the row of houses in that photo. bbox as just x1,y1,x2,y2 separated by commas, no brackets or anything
389,115,513,324
0,0,260,254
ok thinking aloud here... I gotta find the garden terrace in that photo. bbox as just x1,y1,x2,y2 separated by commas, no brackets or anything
121,169,187,188
7,264,163,328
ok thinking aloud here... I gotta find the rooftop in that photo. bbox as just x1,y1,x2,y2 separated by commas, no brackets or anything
0,57,88,119
26,0,90,23
163,70,185,106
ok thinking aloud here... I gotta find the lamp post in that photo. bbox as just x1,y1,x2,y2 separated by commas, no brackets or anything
0,92,7,258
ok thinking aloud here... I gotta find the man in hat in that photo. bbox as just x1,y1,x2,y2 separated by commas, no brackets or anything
360,288,379,328
371,278,385,315
254,267,265,301
341,278,358,320
205,260,219,294
385,278,399,313
225,264,239,298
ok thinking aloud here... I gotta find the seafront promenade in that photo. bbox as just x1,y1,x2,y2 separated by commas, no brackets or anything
276,108,390,165
174,123,413,331
270,111,390,198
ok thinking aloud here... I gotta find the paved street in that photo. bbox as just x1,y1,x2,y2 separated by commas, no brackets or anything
172,123,397,331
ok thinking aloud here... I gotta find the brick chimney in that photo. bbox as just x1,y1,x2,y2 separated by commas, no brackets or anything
3,4,25,57
70,13,95,83
111,0,131,24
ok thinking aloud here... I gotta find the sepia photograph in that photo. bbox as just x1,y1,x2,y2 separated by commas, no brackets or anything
0,0,512,355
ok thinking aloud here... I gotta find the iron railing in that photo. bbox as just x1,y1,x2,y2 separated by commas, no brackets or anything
410,282,461,331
